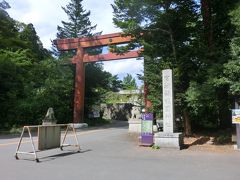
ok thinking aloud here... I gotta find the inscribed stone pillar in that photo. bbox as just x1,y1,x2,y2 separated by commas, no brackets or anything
162,69,175,133
154,69,183,149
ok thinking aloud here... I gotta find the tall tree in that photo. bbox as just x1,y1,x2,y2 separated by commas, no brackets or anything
0,0,24,50
56,0,115,119
112,0,199,134
122,74,137,90
189,0,238,129
19,23,50,60
57,0,96,38
108,74,123,92
112,0,239,133
214,3,240,109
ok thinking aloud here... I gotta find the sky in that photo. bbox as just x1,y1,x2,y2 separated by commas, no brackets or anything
6,0,143,86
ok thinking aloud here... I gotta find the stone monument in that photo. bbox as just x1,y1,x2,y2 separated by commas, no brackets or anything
39,107,60,150
42,107,57,125
154,69,183,149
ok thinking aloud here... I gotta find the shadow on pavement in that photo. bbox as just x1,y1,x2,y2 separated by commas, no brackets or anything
182,136,211,150
17,149,92,163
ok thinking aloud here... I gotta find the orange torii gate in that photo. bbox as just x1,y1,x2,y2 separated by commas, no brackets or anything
54,32,151,123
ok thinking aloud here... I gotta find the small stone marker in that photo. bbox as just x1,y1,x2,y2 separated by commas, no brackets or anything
42,107,57,125
39,108,61,150
128,106,142,133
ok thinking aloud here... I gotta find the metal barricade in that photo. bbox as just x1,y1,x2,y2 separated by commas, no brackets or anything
15,124,80,162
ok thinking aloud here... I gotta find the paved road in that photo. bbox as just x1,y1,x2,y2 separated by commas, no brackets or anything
0,122,240,180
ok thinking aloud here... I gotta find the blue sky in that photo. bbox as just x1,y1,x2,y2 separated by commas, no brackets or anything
6,0,143,86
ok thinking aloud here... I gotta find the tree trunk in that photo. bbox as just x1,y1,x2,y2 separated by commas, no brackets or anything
144,82,152,112
218,87,231,129
183,109,192,136
201,0,213,49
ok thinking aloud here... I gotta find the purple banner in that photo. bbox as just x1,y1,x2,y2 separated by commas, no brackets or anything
141,113,154,146
143,113,154,120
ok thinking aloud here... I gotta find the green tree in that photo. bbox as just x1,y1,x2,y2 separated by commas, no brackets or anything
213,3,240,108
122,74,137,90
108,74,123,92
24,58,74,125
112,0,199,134
56,0,117,120
0,1,24,50
0,1,76,128
57,0,96,38
186,0,238,129
112,0,239,133
18,23,50,60
0,50,33,127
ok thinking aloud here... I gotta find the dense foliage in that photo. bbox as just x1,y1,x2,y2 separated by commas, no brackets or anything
112,0,240,134
0,0,121,128
1,0,240,134
122,73,137,90
0,2,59,128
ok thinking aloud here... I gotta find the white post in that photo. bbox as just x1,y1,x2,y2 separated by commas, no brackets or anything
235,100,240,150
237,125,240,149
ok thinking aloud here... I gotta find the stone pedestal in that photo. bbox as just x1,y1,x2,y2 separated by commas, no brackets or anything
128,105,142,133
128,120,141,133
154,132,183,149
38,126,61,150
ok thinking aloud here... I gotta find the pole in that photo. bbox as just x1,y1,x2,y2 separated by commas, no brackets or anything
235,99,240,149
73,48,85,123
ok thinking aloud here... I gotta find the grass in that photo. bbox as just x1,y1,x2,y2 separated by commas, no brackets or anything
0,125,23,135
213,130,232,145
151,145,160,150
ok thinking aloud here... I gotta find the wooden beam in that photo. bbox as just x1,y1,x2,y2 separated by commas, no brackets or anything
54,32,133,50
82,51,140,63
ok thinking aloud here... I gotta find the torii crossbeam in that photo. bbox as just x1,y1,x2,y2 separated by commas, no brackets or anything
54,32,146,123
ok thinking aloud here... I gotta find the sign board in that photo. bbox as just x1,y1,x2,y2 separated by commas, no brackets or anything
141,113,153,146
93,111,100,118
232,109,240,124
38,126,61,150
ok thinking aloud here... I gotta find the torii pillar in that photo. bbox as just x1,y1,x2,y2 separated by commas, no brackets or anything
54,32,150,123
72,48,85,123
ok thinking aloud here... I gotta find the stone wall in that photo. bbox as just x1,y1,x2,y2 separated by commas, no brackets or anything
100,103,133,121
100,103,143,133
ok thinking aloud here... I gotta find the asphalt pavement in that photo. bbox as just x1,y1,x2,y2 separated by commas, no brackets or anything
0,121,240,180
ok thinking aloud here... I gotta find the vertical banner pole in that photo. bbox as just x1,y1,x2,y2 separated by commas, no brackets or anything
232,109,240,150
237,124,240,149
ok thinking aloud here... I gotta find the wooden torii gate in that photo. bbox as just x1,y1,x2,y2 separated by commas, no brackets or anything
54,32,150,123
